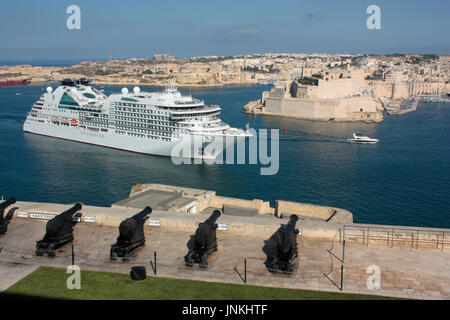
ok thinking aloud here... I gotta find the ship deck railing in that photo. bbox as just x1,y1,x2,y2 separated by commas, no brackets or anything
174,98,203,105
169,105,220,113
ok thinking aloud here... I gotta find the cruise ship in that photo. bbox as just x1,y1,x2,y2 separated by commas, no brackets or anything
23,79,251,160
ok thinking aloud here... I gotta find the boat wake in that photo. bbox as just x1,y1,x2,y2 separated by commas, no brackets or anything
279,130,350,144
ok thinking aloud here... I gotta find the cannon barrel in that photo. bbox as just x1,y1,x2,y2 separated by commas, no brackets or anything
286,214,298,230
134,206,152,220
118,206,151,238
61,203,82,217
204,210,221,226
46,203,82,233
0,197,16,211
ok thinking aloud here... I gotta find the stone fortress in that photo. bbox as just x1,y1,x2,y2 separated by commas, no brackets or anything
244,69,383,122
1,183,449,299
243,54,450,122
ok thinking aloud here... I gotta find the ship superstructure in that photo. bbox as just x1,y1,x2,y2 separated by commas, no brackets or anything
23,79,251,159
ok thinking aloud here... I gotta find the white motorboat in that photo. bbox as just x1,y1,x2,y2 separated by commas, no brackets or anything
347,133,379,144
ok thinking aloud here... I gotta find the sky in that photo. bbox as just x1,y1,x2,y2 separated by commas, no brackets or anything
0,0,449,62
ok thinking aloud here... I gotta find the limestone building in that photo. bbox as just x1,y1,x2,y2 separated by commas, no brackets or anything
246,70,383,122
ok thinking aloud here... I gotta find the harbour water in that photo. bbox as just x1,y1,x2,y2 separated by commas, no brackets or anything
0,84,449,228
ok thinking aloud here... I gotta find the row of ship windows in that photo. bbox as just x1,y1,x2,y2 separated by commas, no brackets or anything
115,130,172,141
79,112,106,117
115,118,173,126
28,118,174,141
37,105,104,116
114,125,175,135
34,117,192,133
79,122,108,128
114,105,169,116
81,132,105,138
35,108,102,119
114,123,184,132
114,112,168,120
81,117,108,122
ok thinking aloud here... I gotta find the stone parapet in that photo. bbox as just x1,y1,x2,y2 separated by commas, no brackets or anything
10,201,449,250
11,201,338,239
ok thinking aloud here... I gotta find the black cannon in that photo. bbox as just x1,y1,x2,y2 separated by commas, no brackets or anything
110,206,151,261
35,203,82,257
0,197,16,235
184,210,221,268
265,215,300,274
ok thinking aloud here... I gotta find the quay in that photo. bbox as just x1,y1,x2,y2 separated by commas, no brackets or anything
385,99,419,116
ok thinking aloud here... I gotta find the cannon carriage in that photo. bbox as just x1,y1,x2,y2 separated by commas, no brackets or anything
110,206,151,261
184,210,221,268
35,203,82,257
265,214,300,274
0,197,16,235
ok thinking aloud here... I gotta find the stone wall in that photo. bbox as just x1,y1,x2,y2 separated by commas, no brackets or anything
263,95,383,122
368,80,449,100
11,201,449,249
209,196,275,215
127,183,356,220
307,77,365,100
129,183,215,213
370,81,394,99
276,200,336,220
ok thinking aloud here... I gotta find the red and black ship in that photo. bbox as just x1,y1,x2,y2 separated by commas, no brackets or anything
0,79,29,87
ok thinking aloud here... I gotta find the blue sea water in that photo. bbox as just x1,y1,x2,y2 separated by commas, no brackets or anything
0,83,449,228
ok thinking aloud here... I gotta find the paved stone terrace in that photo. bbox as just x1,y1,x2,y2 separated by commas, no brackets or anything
0,219,448,299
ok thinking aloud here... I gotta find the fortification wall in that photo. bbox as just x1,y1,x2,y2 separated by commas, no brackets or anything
129,183,215,213
11,201,333,239
370,81,394,99
277,200,336,220
308,77,365,99
368,80,449,100
276,200,354,224
10,201,450,250
209,196,274,215
263,96,382,121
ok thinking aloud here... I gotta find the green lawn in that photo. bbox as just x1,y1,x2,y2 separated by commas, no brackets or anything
2,266,393,300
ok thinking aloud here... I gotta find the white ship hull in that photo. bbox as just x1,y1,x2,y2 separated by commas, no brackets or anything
23,81,251,160
23,120,223,160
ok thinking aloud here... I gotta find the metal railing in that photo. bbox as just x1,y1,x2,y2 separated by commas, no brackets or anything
342,225,450,251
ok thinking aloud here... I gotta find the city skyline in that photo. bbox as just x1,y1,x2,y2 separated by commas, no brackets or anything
0,0,449,62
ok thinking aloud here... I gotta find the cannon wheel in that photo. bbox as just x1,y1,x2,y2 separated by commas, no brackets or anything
184,254,194,267
110,248,118,260
199,254,208,268
283,265,294,275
